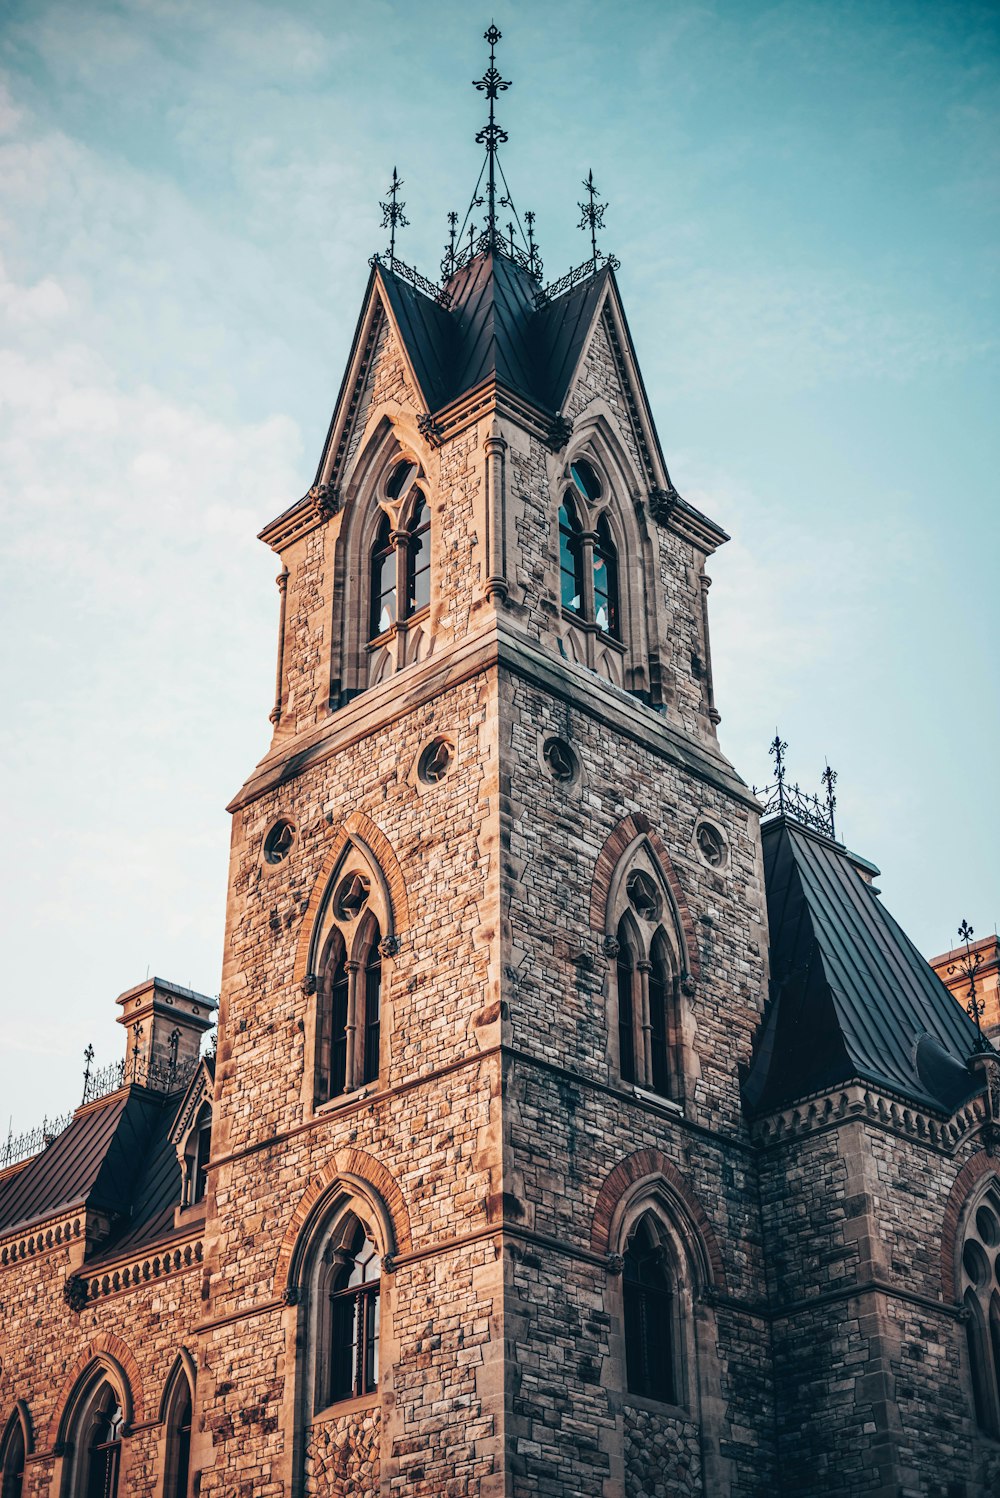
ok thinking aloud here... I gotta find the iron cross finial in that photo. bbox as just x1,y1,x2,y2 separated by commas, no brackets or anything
524,208,542,279
959,918,988,1048
821,762,838,840
473,24,511,247
578,168,609,266
379,167,409,264
442,211,459,280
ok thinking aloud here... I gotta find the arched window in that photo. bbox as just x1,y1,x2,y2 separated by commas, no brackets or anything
81,1382,124,1498
184,1103,212,1206
316,1214,381,1411
593,515,620,638
648,931,679,1100
0,1414,25,1498
623,1216,676,1404
616,919,638,1085
361,922,382,1086
558,496,585,615
961,1182,1000,1435
316,929,349,1104
162,1368,193,1498
406,494,431,616
369,512,396,640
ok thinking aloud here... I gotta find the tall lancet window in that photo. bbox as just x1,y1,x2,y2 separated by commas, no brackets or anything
360,916,383,1086
593,515,620,638
559,496,585,614
0,1416,24,1498
318,1217,382,1408
311,860,391,1107
616,919,638,1085
406,494,431,615
83,1384,124,1498
960,1181,1000,1436
317,929,350,1104
609,860,688,1101
369,512,397,639
624,1217,676,1404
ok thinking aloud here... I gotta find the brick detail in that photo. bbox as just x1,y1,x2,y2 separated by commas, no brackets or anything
47,1332,145,1443
274,1149,413,1291
589,1147,725,1289
941,1149,1000,1301
588,813,701,978
292,810,409,983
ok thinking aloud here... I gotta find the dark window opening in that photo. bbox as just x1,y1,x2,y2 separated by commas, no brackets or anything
191,1104,212,1204
0,1419,24,1498
616,925,636,1084
327,1222,381,1404
571,458,602,502
386,461,418,500
648,963,671,1097
84,1388,124,1498
593,515,620,637
406,494,431,616
369,512,396,639
362,938,382,1085
168,1383,192,1498
624,1219,676,1404
317,931,349,1104
559,497,585,614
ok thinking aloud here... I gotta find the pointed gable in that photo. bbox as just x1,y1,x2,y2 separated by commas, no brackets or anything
744,817,984,1117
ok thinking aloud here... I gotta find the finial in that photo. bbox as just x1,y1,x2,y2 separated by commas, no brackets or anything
82,1043,95,1104
821,761,838,840
442,210,459,280
769,731,788,814
507,220,517,255
473,23,511,248
525,209,542,280
959,919,989,1049
379,167,409,264
578,169,609,267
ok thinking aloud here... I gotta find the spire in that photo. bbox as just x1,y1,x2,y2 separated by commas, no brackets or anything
473,24,510,251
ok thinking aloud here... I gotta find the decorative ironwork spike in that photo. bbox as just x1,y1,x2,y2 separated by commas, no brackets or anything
82,1043,95,1103
473,24,511,247
578,168,609,267
442,211,459,280
821,762,838,840
379,167,410,264
958,918,988,1049
769,732,788,813
507,220,516,256
525,209,541,278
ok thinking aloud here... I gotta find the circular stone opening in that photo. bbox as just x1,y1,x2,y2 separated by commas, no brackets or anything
696,821,727,869
542,737,578,783
626,870,662,922
964,1239,991,1288
263,819,295,865
335,872,371,920
418,737,455,784
977,1205,1000,1247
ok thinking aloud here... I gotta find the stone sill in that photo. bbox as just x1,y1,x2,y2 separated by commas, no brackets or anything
630,1086,684,1118
618,1390,692,1420
313,1392,380,1423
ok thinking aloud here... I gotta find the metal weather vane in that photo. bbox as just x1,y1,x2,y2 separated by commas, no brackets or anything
578,169,609,267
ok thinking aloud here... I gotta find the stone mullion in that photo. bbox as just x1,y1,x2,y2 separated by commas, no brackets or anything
637,959,653,1087
579,530,598,625
345,961,362,1092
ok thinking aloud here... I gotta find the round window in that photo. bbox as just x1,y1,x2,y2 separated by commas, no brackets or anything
419,737,455,784
335,873,371,919
542,736,578,783
263,819,295,865
626,870,661,921
695,821,727,869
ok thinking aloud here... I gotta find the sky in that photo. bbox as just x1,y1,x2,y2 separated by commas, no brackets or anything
0,0,997,1135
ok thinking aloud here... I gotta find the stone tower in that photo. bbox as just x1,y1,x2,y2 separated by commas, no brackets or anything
200,38,774,1497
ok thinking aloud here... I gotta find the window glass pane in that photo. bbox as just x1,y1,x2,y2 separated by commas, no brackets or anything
369,514,396,638
624,1224,675,1403
386,461,418,500
570,459,602,501
559,499,583,614
617,929,636,1084
406,496,431,616
594,517,619,637
363,936,382,1085
649,962,671,1097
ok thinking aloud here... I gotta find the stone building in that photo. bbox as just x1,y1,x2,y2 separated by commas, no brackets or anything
932,934,1000,1046
2,38,999,1498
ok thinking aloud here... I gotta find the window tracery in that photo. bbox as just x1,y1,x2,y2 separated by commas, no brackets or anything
312,1211,382,1412
961,1180,1000,1436
368,463,432,644
557,456,621,643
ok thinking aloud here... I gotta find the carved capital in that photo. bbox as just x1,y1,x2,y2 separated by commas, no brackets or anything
648,486,678,524
282,1285,300,1306
602,935,620,958
300,974,317,996
378,935,400,958
680,972,697,998
307,482,339,517
383,1253,397,1274
606,1252,624,1276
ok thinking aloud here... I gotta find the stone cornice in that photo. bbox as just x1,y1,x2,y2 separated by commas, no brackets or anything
751,1077,987,1155
0,1209,84,1268
77,1236,204,1305
228,619,755,815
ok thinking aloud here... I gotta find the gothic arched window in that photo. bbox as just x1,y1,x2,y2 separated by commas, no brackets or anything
648,931,679,1100
616,918,638,1085
0,1414,25,1498
406,494,431,616
360,919,382,1087
369,511,397,640
623,1216,677,1404
316,1215,381,1410
184,1103,212,1207
316,929,349,1104
608,851,688,1101
80,1382,124,1498
593,515,620,638
961,1182,1000,1436
558,495,585,615
162,1366,193,1498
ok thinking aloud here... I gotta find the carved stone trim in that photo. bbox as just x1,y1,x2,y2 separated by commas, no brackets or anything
546,414,573,453
648,486,678,524
751,1079,987,1153
417,413,444,448
378,935,400,958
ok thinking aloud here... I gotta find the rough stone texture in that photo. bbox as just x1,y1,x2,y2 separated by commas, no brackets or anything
306,1406,380,1496
623,1404,702,1497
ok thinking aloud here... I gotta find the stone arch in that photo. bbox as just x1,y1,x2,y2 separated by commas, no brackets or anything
942,1150,1000,1301
47,1334,143,1446
590,1147,726,1291
293,810,408,986
0,1399,33,1457
156,1348,196,1424
590,813,700,979
275,1148,413,1295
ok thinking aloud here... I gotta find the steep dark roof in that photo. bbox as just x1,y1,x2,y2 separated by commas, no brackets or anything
744,817,984,1117
377,252,612,416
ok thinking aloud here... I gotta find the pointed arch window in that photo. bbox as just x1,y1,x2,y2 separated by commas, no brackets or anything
314,889,385,1106
558,495,585,615
184,1103,212,1207
368,462,433,644
616,920,638,1085
361,927,382,1087
316,1215,381,1410
0,1415,24,1498
82,1383,124,1498
593,515,620,638
317,929,349,1104
406,494,431,615
960,1183,1000,1436
369,512,397,639
162,1370,193,1498
610,860,686,1101
624,1216,677,1404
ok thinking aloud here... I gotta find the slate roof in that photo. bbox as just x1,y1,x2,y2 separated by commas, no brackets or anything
744,816,985,1117
0,1084,190,1257
380,251,613,417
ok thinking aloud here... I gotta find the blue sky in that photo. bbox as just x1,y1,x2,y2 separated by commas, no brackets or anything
1,0,997,1132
